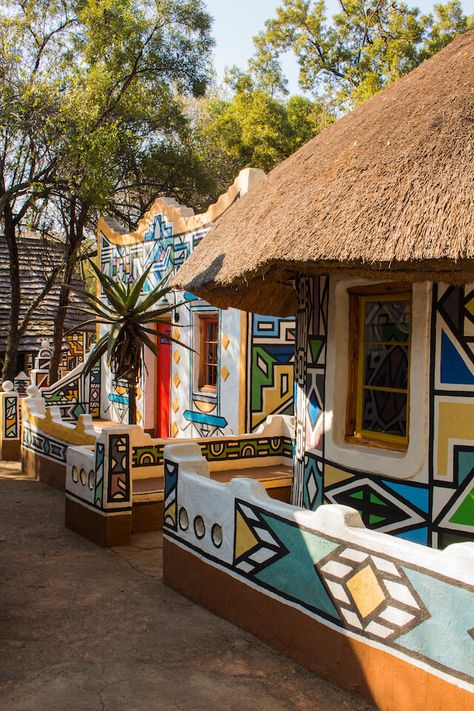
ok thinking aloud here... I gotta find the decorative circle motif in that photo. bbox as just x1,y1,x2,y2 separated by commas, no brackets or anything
211,524,223,548
209,442,225,457
80,468,87,486
2,380,14,392
88,470,95,490
270,437,281,451
193,515,205,540
72,466,79,483
179,507,189,531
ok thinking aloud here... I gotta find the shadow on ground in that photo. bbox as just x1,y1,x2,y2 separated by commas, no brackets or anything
0,464,375,711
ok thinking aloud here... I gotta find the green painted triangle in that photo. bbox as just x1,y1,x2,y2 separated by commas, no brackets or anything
349,490,363,500
449,486,474,525
370,493,388,506
308,337,323,363
369,514,386,525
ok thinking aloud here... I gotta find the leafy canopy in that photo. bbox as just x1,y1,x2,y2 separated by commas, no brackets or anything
70,260,183,385
251,1,473,109
189,70,334,199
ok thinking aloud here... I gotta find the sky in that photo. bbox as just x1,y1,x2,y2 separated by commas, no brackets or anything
204,0,472,94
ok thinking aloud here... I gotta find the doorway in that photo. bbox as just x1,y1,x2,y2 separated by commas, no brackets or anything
155,321,171,438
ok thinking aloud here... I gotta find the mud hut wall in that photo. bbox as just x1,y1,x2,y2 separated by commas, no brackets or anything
293,274,474,549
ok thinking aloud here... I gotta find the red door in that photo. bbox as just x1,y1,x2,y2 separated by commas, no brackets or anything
156,321,171,437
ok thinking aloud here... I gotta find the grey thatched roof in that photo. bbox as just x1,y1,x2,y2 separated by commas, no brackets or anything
174,30,474,316
0,236,93,352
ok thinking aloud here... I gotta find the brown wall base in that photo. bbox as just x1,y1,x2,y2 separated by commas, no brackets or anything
132,500,163,533
163,538,473,711
65,497,132,547
22,447,66,490
1,439,21,461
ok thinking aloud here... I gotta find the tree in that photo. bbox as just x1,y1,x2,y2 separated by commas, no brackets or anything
73,261,182,425
0,0,72,379
190,71,333,199
0,0,214,382
252,1,473,109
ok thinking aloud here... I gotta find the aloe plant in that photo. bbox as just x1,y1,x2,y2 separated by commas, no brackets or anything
70,260,182,425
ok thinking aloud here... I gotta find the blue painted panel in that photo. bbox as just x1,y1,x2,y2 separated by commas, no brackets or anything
440,330,474,384
183,410,228,428
382,481,430,514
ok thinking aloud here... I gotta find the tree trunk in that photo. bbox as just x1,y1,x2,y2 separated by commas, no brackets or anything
48,201,89,384
128,380,137,425
2,203,21,381
48,259,74,384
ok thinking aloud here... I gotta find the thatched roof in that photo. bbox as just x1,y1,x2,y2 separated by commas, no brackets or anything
0,236,93,353
174,31,474,316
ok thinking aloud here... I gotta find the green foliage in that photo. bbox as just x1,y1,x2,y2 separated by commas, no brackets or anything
0,0,215,224
71,260,176,383
190,73,334,198
252,0,473,109
70,259,188,423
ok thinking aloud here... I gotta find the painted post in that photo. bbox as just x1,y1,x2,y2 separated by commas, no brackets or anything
30,339,52,390
65,425,134,546
0,381,21,461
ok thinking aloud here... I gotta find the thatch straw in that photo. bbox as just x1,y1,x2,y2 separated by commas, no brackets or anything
173,31,474,316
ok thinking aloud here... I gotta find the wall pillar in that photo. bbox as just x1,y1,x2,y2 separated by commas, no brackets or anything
30,340,52,389
65,426,133,546
0,381,21,461
292,274,328,510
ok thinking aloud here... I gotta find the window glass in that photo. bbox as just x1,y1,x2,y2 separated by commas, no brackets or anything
200,316,218,389
347,288,411,449
359,296,411,444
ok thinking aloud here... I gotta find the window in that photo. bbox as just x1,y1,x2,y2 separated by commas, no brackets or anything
199,315,218,390
346,284,411,450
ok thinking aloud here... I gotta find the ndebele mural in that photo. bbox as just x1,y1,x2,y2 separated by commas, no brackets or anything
98,169,295,439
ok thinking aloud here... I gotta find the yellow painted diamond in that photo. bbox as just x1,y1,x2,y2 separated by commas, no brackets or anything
346,564,386,619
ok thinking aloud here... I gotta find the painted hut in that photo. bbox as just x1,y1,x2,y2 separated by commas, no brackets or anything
97,169,295,437
173,31,474,549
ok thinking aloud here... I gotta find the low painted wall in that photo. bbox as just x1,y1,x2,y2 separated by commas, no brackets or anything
162,443,474,711
21,394,97,489
65,415,294,544
131,414,294,479
65,426,135,546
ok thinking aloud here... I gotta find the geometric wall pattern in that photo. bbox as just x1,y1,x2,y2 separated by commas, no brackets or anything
42,360,101,421
317,545,430,641
294,277,474,548
132,435,293,469
248,315,295,432
293,275,328,509
101,210,296,437
107,434,130,503
164,467,474,688
431,284,474,548
4,396,18,438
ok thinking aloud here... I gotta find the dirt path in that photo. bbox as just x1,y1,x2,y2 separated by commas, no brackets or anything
0,464,374,711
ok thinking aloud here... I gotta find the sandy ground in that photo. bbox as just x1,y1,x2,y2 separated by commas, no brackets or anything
0,462,375,711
